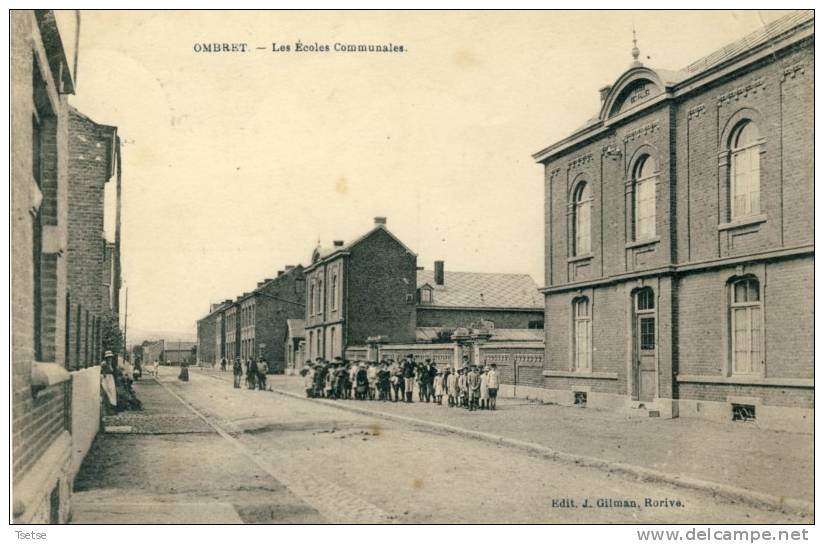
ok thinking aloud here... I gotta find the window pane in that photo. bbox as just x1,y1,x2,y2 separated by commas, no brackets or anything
640,317,655,349
735,122,759,148
637,289,654,310
637,156,657,179
750,307,761,368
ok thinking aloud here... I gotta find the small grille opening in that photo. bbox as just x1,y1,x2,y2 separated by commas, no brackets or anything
732,403,756,422
574,391,587,406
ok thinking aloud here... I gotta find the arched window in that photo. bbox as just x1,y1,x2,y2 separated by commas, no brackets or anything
573,183,592,256
633,155,657,240
573,297,591,371
730,121,761,220
730,277,761,375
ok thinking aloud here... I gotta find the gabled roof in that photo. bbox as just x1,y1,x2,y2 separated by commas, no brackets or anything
416,270,543,310
681,10,813,76
308,224,416,269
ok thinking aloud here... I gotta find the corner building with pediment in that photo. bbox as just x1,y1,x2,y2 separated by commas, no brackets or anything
533,11,813,431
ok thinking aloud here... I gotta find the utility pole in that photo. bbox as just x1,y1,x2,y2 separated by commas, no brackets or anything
123,287,129,360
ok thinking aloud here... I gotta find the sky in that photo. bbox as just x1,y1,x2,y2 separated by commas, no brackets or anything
66,10,792,343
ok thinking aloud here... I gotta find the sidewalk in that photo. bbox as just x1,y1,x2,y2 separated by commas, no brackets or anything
71,375,324,523
200,370,813,506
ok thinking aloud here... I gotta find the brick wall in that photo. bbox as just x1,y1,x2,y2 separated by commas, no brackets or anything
254,266,306,372
537,25,813,414
12,10,73,522
197,314,217,365
416,307,543,329
346,228,418,346
66,108,119,370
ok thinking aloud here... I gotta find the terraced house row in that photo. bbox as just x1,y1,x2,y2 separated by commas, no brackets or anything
533,10,813,432
12,10,124,523
197,216,545,375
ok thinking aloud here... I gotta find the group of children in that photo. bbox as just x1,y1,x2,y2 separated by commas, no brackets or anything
300,355,501,411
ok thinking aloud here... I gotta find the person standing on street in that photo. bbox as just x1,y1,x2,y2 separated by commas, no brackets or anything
220,357,227,372
433,369,444,405
256,358,268,390
378,361,391,401
303,363,315,397
480,366,490,410
245,357,256,390
232,357,243,388
367,361,379,401
402,356,416,403
466,366,481,411
446,367,457,407
487,363,500,410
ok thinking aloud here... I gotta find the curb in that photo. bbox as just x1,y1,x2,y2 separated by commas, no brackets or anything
261,383,813,518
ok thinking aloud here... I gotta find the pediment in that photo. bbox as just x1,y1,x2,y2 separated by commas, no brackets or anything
600,67,666,121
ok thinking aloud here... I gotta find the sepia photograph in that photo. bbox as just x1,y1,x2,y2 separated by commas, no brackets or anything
8,7,815,533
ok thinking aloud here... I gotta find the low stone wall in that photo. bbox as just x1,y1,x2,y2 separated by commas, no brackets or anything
69,366,101,478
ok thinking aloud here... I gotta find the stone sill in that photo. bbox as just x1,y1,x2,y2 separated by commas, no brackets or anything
543,370,619,380
676,374,812,388
567,253,593,264
717,214,768,232
625,236,661,250
31,362,71,396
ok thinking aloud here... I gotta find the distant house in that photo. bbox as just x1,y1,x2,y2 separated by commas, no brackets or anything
415,261,544,331
163,341,196,364
304,217,418,361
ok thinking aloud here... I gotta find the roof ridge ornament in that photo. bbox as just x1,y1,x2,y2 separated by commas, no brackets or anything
631,27,642,68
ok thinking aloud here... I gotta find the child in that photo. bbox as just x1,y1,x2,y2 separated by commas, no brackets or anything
457,368,468,408
479,367,490,410
446,368,458,407
433,370,444,405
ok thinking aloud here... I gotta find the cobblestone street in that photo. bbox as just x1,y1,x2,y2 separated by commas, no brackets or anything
70,368,811,523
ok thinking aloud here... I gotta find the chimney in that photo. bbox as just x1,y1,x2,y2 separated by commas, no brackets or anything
374,216,387,226
264,278,273,282
257,281,265,287
599,85,611,104
277,270,284,277
284,265,295,271
333,240,344,247
434,260,445,286
223,299,232,305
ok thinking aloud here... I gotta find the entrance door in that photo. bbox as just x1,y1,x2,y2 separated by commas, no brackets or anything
634,288,656,402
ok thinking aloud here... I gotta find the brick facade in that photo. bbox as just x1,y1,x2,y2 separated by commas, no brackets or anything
12,10,78,523
198,267,306,372
304,220,418,361
66,108,121,371
535,12,813,431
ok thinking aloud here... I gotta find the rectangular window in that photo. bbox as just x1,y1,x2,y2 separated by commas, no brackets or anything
639,317,655,350
730,279,762,375
331,274,338,310
573,299,591,371
330,327,336,358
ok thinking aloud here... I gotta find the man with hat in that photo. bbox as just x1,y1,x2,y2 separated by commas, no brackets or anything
232,356,243,388
466,366,481,411
402,356,416,403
